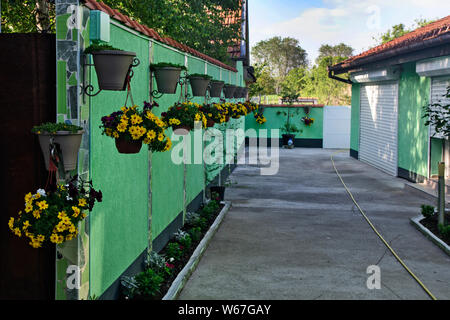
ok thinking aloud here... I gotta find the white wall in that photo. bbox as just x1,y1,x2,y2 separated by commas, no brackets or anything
323,106,351,149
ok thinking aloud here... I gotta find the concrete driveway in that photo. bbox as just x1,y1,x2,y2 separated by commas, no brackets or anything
178,148,450,300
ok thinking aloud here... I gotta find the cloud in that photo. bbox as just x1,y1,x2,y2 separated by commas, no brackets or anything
250,0,450,64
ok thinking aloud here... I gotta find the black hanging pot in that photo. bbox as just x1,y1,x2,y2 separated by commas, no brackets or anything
234,86,244,98
153,66,182,94
223,84,237,99
209,80,225,97
189,76,211,97
91,50,136,90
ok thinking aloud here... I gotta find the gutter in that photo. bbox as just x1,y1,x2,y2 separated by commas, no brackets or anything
330,32,450,75
327,68,353,84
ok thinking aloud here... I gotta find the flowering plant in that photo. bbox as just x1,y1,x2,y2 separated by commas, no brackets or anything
243,101,259,113
254,112,267,124
302,116,315,126
198,103,227,125
226,102,248,119
8,175,102,248
100,102,171,152
161,102,207,130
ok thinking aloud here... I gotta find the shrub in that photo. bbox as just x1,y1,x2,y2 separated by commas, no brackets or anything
438,224,450,238
134,269,164,299
165,242,183,260
421,204,435,218
150,62,187,71
188,227,202,242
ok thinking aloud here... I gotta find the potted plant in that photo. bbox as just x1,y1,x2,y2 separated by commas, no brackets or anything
32,123,84,172
188,74,212,97
85,42,136,91
233,86,244,99
150,62,186,94
161,102,207,135
100,102,172,154
209,80,225,97
281,122,301,148
223,84,237,99
302,116,315,126
229,102,248,119
8,175,102,248
198,103,226,127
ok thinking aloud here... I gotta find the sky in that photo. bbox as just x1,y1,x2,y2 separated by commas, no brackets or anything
248,0,450,65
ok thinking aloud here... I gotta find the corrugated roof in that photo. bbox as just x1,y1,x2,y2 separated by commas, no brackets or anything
331,15,450,72
83,0,238,72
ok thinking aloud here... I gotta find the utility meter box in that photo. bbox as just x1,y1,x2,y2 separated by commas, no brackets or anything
90,10,110,42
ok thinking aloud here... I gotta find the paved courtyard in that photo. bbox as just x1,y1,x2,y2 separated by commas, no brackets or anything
178,148,450,300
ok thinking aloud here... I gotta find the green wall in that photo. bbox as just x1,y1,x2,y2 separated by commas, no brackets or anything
89,24,150,297
350,84,360,152
398,62,430,178
245,106,324,140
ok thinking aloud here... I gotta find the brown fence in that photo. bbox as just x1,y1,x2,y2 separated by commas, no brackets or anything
0,33,56,299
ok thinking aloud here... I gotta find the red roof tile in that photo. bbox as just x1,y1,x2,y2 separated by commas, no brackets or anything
82,0,238,72
331,15,450,72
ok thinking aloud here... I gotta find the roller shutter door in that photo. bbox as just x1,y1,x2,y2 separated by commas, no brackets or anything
359,82,398,176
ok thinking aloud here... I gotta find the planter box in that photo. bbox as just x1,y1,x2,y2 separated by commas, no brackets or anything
91,50,136,90
37,130,84,172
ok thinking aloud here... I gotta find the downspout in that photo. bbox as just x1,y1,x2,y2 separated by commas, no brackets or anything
328,67,353,84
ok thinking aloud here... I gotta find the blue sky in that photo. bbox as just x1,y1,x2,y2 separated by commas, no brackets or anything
249,0,450,65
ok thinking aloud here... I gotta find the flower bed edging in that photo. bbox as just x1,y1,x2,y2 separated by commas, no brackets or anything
162,201,232,300
410,215,450,256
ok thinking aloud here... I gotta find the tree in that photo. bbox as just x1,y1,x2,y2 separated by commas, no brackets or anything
280,67,307,98
252,37,308,94
1,0,55,33
373,18,435,45
248,63,276,99
316,43,353,63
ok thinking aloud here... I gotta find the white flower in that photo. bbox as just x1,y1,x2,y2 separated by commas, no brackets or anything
169,257,175,262
66,195,73,201
36,189,46,197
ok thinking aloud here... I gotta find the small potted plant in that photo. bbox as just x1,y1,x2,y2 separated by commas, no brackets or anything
229,102,248,119
100,102,172,154
161,102,207,135
150,62,186,94
209,80,225,97
281,122,302,149
84,42,137,91
302,116,315,126
198,103,226,127
233,86,244,99
188,73,212,97
254,112,267,125
223,84,237,99
8,175,102,248
32,122,84,172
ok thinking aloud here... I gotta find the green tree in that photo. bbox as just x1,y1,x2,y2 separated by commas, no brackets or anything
252,36,308,94
248,63,276,98
280,67,307,98
1,0,55,33
316,43,353,63
374,18,435,45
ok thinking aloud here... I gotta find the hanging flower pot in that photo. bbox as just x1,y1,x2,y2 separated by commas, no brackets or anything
206,119,215,127
151,63,186,94
242,87,249,99
101,103,172,154
172,125,192,135
115,138,143,154
188,74,212,97
223,84,237,99
234,86,243,98
85,44,137,91
209,80,225,97
161,102,207,133
32,123,84,172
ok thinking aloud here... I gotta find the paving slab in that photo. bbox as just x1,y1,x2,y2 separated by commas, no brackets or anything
178,148,450,300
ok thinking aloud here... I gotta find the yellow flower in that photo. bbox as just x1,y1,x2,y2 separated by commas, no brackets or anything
30,240,42,248
163,137,172,152
169,118,181,126
66,234,74,241
22,220,30,230
117,122,127,133
105,128,113,136
36,200,49,210
25,203,33,213
68,224,77,233
8,217,15,230
14,228,21,237
131,114,143,125
56,221,67,232
112,131,119,138
78,198,87,207
36,235,45,242
157,133,164,142
50,233,59,243
25,192,33,203
147,130,156,141
58,211,67,219
72,206,81,217
194,113,202,122
121,106,128,112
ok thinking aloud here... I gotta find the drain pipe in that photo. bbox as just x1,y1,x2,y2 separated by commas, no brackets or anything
327,68,353,84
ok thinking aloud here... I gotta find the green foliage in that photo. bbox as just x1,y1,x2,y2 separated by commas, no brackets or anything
281,122,301,135
150,62,187,71
252,37,308,94
134,269,164,298
373,18,435,45
165,242,183,260
84,43,122,54
1,0,55,33
438,224,450,238
200,200,219,219
100,0,242,64
189,73,213,80
249,63,277,97
316,43,354,63
31,122,83,134
188,227,202,242
423,86,450,138
421,205,435,219
178,233,192,250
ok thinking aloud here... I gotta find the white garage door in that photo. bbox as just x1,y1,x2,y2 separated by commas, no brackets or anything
323,106,351,149
360,82,398,176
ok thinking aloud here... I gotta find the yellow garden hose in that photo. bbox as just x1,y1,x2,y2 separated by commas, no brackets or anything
331,150,437,300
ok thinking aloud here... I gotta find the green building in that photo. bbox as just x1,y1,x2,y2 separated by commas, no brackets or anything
329,16,450,183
